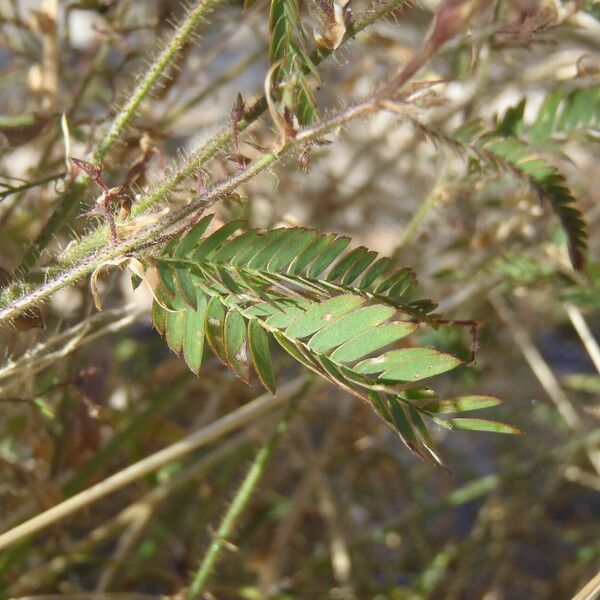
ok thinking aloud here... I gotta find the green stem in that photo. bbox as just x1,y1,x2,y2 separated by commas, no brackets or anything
186,385,308,599
93,0,222,164
394,171,444,256
17,0,224,273
0,171,65,203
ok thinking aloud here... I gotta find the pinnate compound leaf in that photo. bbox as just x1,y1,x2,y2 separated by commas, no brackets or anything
143,220,512,461
407,104,589,270
268,0,317,125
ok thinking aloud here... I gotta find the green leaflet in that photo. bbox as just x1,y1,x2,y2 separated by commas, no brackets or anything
172,214,214,258
175,264,198,309
307,236,351,277
425,395,502,414
166,307,186,355
224,310,250,382
205,296,227,363
183,292,208,374
151,301,167,337
328,247,374,283
447,418,523,435
358,257,391,289
306,305,395,353
288,233,336,274
144,220,513,462
267,229,317,272
191,221,243,261
329,322,416,363
354,348,462,382
248,320,276,394
285,294,364,338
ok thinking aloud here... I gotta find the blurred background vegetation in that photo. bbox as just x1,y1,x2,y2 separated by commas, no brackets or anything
0,0,599,598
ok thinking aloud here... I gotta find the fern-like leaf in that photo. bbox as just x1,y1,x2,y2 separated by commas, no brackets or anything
410,114,587,269
143,218,519,464
530,85,600,140
269,0,318,125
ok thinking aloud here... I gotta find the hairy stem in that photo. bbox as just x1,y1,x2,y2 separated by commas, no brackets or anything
0,1,416,325
18,0,225,273
93,0,223,163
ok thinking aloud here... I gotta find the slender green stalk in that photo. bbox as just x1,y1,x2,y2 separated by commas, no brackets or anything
394,171,444,255
92,0,223,164
0,171,65,203
186,384,308,599
132,0,406,220
18,0,225,273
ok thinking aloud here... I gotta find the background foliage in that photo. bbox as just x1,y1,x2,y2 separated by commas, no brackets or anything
0,0,599,598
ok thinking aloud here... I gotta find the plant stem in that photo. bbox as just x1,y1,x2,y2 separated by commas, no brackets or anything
394,171,444,255
0,171,65,203
18,0,225,273
186,383,308,599
93,0,222,164
0,0,416,325
564,302,600,374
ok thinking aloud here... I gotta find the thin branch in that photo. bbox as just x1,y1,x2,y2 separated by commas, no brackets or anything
186,380,310,599
564,302,600,374
0,171,65,203
1,0,410,312
0,98,382,326
571,570,600,600
8,427,258,595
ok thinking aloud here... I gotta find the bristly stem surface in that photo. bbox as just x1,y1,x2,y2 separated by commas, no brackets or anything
18,0,225,273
